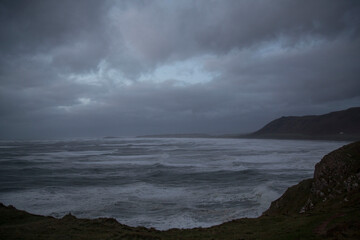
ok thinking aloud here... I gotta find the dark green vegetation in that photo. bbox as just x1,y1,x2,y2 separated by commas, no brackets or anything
249,107,360,141
1,142,360,239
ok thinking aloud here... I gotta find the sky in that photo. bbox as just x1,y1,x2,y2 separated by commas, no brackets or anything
1,0,360,139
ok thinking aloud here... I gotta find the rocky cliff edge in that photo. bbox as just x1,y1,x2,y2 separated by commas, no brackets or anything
264,141,360,216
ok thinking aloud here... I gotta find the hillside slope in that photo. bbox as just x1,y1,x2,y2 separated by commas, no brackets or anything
250,107,360,140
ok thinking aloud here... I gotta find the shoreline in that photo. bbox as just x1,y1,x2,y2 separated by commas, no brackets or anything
1,141,359,239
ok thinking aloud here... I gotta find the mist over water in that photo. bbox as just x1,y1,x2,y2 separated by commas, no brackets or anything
0,138,346,229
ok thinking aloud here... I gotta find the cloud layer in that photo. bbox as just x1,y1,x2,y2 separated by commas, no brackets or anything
1,0,359,139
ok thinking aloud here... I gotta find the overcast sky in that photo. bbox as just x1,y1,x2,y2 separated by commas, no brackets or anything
1,0,359,139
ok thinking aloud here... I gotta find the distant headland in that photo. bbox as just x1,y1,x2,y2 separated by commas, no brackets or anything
247,107,360,141
139,107,360,141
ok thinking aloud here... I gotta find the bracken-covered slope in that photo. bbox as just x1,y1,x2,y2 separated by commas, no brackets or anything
250,107,360,140
1,142,360,239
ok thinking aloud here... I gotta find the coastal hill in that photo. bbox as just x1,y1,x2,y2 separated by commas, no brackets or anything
249,107,360,140
138,107,360,141
1,141,359,239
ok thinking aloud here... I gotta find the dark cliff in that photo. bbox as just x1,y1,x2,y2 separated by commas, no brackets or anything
264,141,360,216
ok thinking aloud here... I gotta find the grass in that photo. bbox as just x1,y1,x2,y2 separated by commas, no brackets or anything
1,203,359,239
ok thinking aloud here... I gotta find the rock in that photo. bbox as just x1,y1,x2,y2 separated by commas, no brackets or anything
264,141,360,215
310,141,360,204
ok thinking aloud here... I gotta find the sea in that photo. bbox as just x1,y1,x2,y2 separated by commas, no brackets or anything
0,137,347,230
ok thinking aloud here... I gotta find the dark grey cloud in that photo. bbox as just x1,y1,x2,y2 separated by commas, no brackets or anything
207,36,360,104
0,0,359,139
111,0,359,64
0,0,106,52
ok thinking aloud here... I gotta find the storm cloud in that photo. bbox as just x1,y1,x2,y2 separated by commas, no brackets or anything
1,0,359,139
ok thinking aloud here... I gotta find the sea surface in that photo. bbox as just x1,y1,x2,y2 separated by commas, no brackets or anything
0,137,347,230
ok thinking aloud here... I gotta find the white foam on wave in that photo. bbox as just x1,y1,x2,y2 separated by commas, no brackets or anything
0,145,19,149
0,138,348,230
252,183,281,214
42,150,114,158
123,211,208,230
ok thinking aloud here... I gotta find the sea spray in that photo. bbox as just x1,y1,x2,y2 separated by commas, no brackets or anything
0,138,346,229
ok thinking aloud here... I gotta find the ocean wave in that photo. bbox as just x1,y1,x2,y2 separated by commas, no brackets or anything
0,138,345,229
